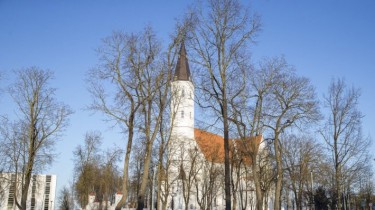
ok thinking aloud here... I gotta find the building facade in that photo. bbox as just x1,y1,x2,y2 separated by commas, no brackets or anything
0,173,56,210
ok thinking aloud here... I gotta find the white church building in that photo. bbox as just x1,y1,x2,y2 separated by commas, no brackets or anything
166,43,265,210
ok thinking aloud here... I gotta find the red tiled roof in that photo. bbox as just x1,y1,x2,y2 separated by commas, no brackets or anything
195,129,225,163
194,128,262,165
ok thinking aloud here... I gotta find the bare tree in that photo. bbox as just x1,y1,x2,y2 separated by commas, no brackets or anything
178,143,202,210
88,28,150,209
257,143,275,210
58,186,73,210
73,131,122,209
230,57,319,210
89,24,186,210
230,145,249,210
100,148,123,210
0,67,72,210
195,158,223,210
156,99,178,210
73,131,123,209
244,60,278,210
188,1,261,209
282,134,325,210
258,57,320,210
73,131,102,208
133,27,170,210
320,78,370,210
357,172,374,210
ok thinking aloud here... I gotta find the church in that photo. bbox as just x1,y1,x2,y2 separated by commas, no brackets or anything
80,43,268,210
166,43,265,210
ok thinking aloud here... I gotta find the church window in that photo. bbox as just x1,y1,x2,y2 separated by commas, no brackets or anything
181,110,184,118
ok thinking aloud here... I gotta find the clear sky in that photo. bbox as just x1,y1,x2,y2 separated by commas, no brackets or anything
1,0,374,201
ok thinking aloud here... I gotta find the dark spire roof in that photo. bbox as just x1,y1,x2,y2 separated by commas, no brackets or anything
174,42,191,81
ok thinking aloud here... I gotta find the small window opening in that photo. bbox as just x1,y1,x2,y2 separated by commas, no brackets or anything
181,89,185,97
181,110,184,118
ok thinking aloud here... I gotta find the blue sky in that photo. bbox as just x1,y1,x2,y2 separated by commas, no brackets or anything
1,0,375,200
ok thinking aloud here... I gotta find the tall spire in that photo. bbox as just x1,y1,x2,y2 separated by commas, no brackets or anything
174,42,191,81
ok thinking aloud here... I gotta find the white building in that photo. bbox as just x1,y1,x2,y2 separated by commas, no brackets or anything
167,43,266,210
0,173,56,210
82,191,123,210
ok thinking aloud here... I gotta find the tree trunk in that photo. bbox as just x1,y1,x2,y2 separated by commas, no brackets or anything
274,133,283,210
223,105,232,210
251,95,264,210
233,195,237,210
137,98,165,210
115,115,135,210
157,159,163,210
21,164,32,210
136,140,153,210
264,190,269,210
334,133,340,210
335,165,341,210
252,158,263,210
20,122,37,210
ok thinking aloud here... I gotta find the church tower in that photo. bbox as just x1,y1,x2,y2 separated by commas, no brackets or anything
169,42,197,210
171,42,195,146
